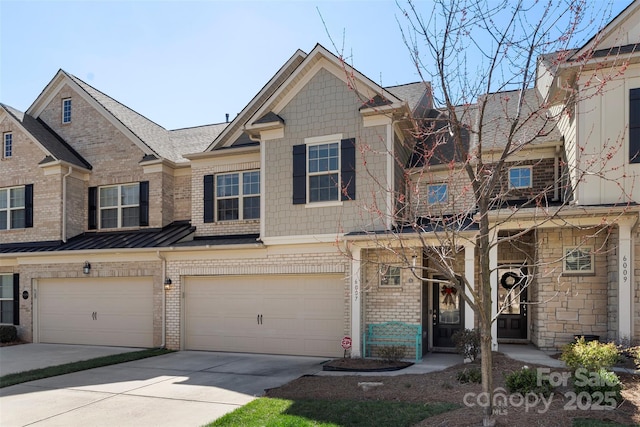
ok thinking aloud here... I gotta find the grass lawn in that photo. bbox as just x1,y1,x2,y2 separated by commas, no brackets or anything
207,397,459,427
0,348,173,388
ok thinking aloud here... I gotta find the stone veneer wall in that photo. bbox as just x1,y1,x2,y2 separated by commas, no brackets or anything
164,249,351,350
532,227,610,350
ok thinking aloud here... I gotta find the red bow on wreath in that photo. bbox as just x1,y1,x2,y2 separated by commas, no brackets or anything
441,285,457,306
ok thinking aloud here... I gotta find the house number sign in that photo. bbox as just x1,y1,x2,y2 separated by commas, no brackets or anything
623,255,628,283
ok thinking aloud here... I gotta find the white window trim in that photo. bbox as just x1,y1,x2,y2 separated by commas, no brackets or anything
216,170,260,222
427,183,448,205
304,134,342,206
3,132,12,158
380,264,402,287
98,183,139,229
508,166,533,189
563,246,594,274
0,185,25,230
62,98,72,124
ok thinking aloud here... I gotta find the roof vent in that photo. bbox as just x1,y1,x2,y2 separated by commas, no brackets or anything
225,113,229,123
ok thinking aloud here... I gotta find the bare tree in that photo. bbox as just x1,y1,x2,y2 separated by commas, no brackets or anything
332,0,632,425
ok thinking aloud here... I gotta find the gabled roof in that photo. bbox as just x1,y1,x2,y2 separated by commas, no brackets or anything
0,103,91,170
571,0,640,60
206,49,307,151
244,44,407,131
27,70,204,164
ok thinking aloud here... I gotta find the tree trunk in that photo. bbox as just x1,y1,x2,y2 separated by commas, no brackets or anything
480,325,495,426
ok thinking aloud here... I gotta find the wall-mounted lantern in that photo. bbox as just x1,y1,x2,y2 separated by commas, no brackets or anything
83,261,91,275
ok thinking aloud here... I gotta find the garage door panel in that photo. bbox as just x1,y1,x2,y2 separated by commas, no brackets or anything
185,275,345,357
38,277,153,348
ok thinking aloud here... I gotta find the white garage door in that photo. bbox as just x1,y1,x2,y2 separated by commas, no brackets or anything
38,277,154,347
184,275,345,357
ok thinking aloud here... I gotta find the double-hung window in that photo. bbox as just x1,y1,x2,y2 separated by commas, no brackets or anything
509,166,532,188
427,183,448,204
0,274,18,325
308,143,339,202
0,186,30,230
99,183,140,228
215,171,260,221
3,133,12,158
88,182,148,230
292,135,356,205
62,98,72,123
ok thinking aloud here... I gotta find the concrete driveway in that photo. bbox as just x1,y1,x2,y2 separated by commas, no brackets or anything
0,345,327,427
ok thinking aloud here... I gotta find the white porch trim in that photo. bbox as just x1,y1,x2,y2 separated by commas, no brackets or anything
618,221,634,340
464,242,475,331
350,246,362,357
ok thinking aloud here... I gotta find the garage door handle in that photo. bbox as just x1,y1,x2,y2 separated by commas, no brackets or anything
91,311,97,320
260,314,263,325
257,314,263,325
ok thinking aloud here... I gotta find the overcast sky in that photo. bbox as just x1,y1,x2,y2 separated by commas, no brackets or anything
0,0,631,130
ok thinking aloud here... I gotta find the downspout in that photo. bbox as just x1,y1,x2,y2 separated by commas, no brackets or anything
62,167,73,242
157,250,167,348
553,143,561,202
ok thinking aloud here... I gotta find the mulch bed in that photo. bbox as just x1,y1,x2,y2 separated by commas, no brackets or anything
266,352,640,427
322,358,413,372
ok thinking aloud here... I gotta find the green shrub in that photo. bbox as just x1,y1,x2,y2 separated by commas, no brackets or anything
451,328,481,361
573,368,622,405
456,367,482,384
560,338,619,372
505,366,553,397
0,325,17,343
378,345,406,362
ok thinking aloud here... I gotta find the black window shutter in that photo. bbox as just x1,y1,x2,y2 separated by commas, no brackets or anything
341,138,356,201
292,144,307,204
24,184,33,228
630,89,640,163
88,186,97,230
204,175,214,223
12,273,19,325
139,181,149,226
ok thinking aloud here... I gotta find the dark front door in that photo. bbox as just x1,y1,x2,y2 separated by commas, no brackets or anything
432,276,464,347
497,268,528,339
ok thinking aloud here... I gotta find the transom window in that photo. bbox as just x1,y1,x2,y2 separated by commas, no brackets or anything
3,133,12,158
308,142,339,202
216,171,260,221
564,247,594,273
62,98,72,123
509,167,532,188
99,183,139,228
0,186,25,230
380,265,401,287
0,275,14,324
427,183,448,204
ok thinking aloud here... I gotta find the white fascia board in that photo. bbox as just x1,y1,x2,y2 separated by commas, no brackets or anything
185,145,260,161
261,234,342,245
39,162,90,179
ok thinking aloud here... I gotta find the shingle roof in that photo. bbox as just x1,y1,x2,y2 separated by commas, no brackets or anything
65,72,183,163
475,88,561,151
0,221,194,254
386,82,430,113
1,104,91,169
169,123,228,157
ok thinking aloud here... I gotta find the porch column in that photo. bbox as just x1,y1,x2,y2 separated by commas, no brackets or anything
350,246,362,357
618,221,634,340
489,235,499,351
464,242,475,330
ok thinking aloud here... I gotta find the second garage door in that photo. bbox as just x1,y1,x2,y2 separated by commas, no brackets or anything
37,277,154,348
184,275,345,357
